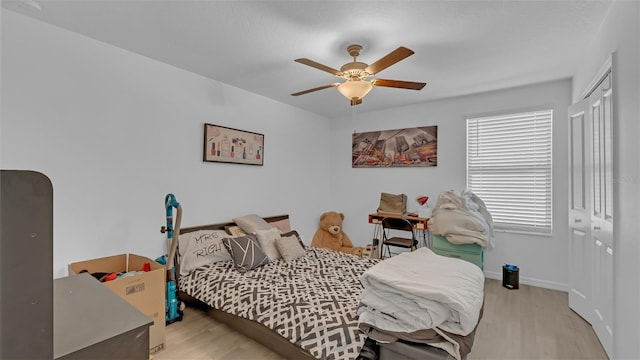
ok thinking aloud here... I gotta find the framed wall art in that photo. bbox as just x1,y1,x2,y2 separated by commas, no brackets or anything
352,126,437,168
203,123,264,166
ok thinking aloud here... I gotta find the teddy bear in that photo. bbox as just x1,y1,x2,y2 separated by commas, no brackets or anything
311,211,364,256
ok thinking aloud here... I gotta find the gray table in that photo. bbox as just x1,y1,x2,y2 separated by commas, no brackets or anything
54,273,152,360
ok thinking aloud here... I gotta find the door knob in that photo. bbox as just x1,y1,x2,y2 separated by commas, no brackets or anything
593,225,601,231
574,219,582,223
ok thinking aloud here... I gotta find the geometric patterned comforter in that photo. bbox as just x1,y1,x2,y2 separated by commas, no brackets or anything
179,247,380,360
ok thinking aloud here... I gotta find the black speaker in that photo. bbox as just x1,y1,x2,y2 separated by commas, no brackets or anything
1,170,53,359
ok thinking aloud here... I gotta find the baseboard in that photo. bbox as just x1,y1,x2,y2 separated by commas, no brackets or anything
484,270,568,292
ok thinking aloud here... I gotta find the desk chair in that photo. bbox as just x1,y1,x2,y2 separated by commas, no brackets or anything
381,217,418,259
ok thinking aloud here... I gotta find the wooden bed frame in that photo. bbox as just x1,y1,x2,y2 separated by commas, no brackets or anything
178,291,315,360
174,215,316,360
172,214,467,360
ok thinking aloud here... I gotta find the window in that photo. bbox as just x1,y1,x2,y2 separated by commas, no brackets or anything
466,110,553,235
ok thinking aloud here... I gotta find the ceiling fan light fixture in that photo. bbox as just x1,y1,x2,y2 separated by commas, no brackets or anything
337,80,373,104
292,44,426,106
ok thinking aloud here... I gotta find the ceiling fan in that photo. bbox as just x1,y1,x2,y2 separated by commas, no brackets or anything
291,44,426,106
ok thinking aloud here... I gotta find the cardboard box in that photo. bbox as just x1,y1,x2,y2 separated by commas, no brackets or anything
69,253,166,354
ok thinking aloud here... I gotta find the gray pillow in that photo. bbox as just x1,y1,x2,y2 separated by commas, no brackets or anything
178,230,231,276
222,234,270,272
233,214,273,233
276,235,306,262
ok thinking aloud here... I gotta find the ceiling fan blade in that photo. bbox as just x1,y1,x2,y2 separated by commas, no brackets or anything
294,58,342,76
373,79,426,90
291,83,340,96
365,47,415,75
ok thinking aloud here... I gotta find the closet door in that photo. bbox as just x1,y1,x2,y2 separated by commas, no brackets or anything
568,70,614,358
568,98,592,323
590,73,613,356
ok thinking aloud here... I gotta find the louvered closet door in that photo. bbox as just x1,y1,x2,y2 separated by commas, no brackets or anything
568,97,592,323
590,73,613,357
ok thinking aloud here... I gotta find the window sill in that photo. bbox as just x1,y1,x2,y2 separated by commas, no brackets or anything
493,228,553,237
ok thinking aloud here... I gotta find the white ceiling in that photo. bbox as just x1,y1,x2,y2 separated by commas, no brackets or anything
2,0,613,119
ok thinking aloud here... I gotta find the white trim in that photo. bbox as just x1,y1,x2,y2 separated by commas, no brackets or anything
484,270,568,292
464,103,557,122
493,228,553,237
581,54,613,99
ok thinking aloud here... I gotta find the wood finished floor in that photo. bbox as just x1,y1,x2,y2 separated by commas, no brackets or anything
152,279,608,360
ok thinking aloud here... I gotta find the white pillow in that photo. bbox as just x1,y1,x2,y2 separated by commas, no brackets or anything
255,227,282,260
178,230,231,275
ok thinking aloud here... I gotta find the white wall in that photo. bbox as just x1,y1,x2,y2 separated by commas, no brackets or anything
330,79,572,290
1,10,332,277
572,2,640,359
3,9,638,356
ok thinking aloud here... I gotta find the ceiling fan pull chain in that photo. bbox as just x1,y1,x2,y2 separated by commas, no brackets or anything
352,104,358,134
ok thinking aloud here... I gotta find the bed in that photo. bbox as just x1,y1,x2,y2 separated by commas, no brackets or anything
174,214,482,360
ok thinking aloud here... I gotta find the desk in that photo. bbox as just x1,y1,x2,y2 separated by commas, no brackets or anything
368,213,431,257
368,213,429,230
54,274,152,360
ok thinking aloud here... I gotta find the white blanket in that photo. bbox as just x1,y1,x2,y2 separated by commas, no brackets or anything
427,189,495,248
357,248,484,336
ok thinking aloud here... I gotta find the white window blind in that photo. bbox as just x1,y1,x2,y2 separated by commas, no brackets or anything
466,110,553,235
